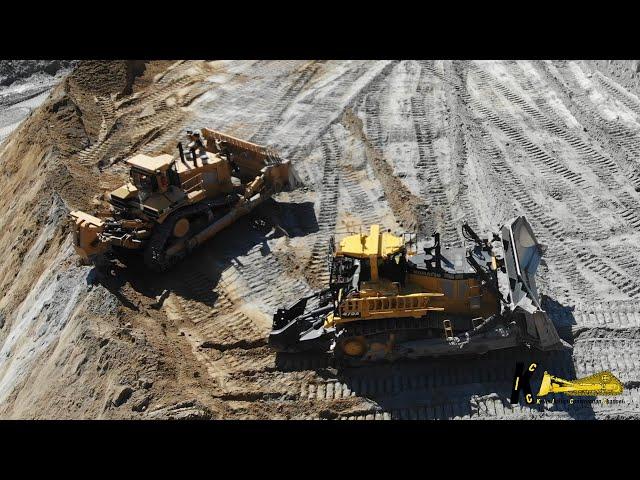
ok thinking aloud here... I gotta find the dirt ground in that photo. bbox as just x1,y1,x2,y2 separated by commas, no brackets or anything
1,60,640,419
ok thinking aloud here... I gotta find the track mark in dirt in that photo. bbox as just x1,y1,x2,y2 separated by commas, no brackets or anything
342,108,427,235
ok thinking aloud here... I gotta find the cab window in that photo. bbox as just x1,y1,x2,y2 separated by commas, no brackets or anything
132,170,157,192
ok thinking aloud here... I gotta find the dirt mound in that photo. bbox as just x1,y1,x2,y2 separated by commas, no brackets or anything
68,61,146,98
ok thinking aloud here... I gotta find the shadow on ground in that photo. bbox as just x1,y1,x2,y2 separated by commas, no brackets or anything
275,295,595,420
87,198,319,310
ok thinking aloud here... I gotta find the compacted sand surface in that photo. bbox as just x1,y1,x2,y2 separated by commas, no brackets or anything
1,60,640,419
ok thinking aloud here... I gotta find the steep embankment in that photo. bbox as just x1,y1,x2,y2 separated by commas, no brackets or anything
0,61,220,419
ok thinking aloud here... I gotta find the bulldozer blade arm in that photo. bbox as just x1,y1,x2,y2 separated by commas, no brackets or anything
500,216,564,350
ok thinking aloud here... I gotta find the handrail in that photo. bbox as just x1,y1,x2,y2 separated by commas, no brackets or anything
182,173,203,194
202,128,284,165
339,293,444,318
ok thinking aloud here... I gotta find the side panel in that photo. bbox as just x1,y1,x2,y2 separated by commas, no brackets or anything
407,273,499,317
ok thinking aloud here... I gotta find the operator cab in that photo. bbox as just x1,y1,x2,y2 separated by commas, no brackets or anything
330,225,409,293
126,153,180,195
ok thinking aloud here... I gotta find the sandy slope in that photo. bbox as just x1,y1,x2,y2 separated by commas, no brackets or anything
1,60,640,419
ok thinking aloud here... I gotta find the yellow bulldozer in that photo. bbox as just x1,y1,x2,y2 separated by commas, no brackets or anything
269,218,566,364
70,129,294,271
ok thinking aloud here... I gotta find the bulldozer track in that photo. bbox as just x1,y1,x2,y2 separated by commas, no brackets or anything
498,64,632,217
468,68,588,190
249,61,322,145
229,242,315,312
76,95,119,166
465,83,580,193
617,192,640,230
335,389,640,420
197,309,266,348
293,345,640,420
76,67,212,168
352,60,436,235
593,70,640,117
458,102,597,299
306,133,341,285
456,72,640,299
505,62,627,188
338,164,384,227
307,344,640,419
195,287,267,347
194,342,624,420
602,245,640,283
467,63,624,218
548,300,640,330
173,269,229,324
356,62,402,151
411,62,460,244
535,61,640,192
444,60,481,233
300,349,570,400
574,251,640,298
572,332,640,384
195,332,634,419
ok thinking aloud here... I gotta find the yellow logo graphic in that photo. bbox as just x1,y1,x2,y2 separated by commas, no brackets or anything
537,370,624,397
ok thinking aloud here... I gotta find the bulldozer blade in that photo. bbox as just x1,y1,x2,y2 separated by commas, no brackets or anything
201,128,296,192
500,216,564,350
69,210,110,261
501,216,545,313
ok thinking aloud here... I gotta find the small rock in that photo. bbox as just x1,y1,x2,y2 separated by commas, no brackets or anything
131,395,151,413
138,377,153,389
112,385,134,407
124,322,132,329
179,331,185,336
150,289,170,310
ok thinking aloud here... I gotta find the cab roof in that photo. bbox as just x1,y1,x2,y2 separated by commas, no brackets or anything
126,154,174,173
337,225,405,259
